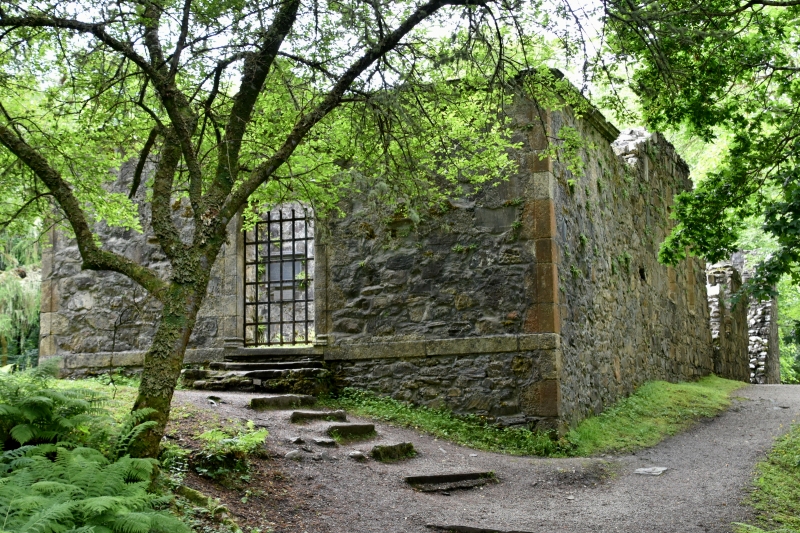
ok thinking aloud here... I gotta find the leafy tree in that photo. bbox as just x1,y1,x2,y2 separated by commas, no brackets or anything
0,0,566,457
600,1,800,300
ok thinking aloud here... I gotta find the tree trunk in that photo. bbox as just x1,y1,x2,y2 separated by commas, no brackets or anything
128,282,204,458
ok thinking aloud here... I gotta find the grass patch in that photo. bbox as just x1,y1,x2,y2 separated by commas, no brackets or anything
567,375,747,456
322,375,745,458
736,422,800,533
319,388,567,456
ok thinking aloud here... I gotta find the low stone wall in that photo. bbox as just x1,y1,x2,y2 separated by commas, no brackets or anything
706,264,750,382
327,334,560,430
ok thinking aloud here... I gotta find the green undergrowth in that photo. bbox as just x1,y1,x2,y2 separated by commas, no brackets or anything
322,375,746,457
736,422,800,533
567,375,747,456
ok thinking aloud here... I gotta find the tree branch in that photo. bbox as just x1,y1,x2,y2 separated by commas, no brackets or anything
217,0,489,227
0,122,167,298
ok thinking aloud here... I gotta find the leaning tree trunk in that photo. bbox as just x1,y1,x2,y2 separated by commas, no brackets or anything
129,281,205,459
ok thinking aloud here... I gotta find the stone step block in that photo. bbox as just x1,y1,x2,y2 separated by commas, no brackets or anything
290,410,347,423
370,442,416,462
427,525,532,533
249,394,317,410
244,367,327,380
326,423,376,439
405,471,497,492
191,376,254,391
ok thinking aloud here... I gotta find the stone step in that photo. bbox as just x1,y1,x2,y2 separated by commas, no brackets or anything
290,410,347,423
210,360,324,371
326,423,376,439
426,525,532,533
245,367,327,380
405,472,497,493
250,394,317,410
191,376,254,391
370,442,416,462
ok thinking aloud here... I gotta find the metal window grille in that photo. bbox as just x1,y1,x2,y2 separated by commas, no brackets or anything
243,205,314,346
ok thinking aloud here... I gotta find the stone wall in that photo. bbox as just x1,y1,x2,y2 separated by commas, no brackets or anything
546,123,714,426
39,160,242,376
322,92,717,431
747,298,780,383
705,264,750,381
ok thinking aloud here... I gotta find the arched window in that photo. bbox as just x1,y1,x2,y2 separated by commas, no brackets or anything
243,204,314,346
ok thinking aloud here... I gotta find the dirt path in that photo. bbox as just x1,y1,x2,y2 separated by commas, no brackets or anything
173,384,800,533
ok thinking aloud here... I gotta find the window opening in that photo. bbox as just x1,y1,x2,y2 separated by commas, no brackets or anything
243,205,314,346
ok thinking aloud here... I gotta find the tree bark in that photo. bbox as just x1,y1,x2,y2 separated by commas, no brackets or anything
128,281,205,458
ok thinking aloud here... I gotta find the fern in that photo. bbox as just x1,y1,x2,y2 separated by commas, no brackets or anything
0,446,189,533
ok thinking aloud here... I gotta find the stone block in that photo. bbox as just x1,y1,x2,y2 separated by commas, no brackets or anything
111,351,145,367
531,171,556,200
426,336,517,356
523,303,561,334
250,395,316,410
520,379,560,417
370,442,416,462
531,263,559,304
290,410,347,423
518,334,560,351
64,353,112,369
521,199,556,240
344,341,426,360
534,238,558,263
528,152,552,173
327,423,375,439
39,335,57,358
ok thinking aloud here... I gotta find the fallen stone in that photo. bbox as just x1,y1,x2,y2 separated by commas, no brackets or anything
406,472,497,492
634,467,668,476
348,450,367,461
249,395,316,410
313,437,337,447
426,525,533,533
286,436,304,444
285,450,302,461
327,423,375,439
370,442,416,462
290,410,347,423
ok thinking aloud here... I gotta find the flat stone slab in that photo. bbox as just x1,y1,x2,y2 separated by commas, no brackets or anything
312,437,337,447
327,423,376,439
290,410,347,423
634,467,668,476
370,442,416,462
249,394,316,410
406,472,497,492
427,526,533,533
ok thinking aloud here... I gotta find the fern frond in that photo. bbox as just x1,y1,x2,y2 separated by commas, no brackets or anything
111,512,152,533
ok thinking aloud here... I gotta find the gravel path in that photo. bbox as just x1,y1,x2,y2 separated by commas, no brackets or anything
174,384,800,533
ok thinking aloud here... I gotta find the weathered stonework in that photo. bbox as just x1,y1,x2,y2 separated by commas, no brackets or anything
706,264,750,381
319,97,717,430
41,78,741,431
38,160,242,376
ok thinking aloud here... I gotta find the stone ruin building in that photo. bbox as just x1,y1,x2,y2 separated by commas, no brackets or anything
706,253,781,384
38,78,776,433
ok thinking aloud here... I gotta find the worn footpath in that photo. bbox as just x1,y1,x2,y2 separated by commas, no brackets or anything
173,384,800,533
